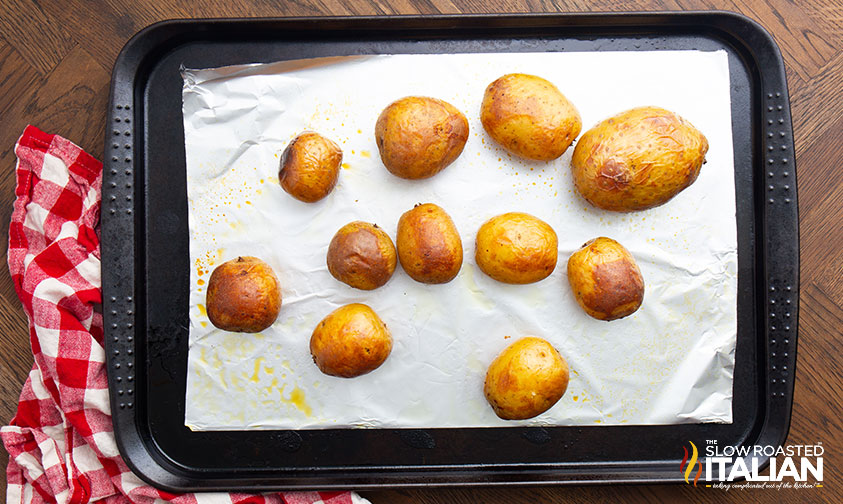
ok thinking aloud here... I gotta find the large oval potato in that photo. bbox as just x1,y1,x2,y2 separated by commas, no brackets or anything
571,106,709,211
567,237,644,321
206,256,281,333
475,212,558,284
396,203,463,284
375,96,469,179
310,303,392,378
327,221,397,290
480,73,582,161
279,131,342,202
484,337,570,420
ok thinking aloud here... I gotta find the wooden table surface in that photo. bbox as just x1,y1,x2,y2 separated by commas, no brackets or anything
1,1,841,503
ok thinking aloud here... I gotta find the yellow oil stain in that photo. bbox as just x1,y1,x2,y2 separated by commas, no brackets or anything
200,321,208,328
594,419,603,424
281,360,292,370
260,179,265,184
357,129,362,134
245,200,252,205
264,366,274,375
360,150,371,158
198,348,207,365
573,396,579,402
287,386,313,416
197,304,207,317
197,278,205,285
341,163,351,169
250,357,265,383
351,149,355,154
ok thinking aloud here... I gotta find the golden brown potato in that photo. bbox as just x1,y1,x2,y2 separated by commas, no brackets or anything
571,106,709,211
480,73,581,161
475,212,558,284
396,203,463,284
279,131,342,202
327,221,397,290
310,303,392,378
567,237,644,321
375,96,469,179
206,256,281,333
484,337,570,420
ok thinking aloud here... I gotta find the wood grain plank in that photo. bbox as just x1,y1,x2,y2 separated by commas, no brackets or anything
790,50,843,158
0,37,41,117
0,0,76,75
720,0,839,81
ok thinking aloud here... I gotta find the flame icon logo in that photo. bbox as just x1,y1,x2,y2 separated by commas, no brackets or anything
680,441,703,486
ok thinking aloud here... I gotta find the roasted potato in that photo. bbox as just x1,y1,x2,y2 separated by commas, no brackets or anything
475,212,558,284
571,106,709,211
327,221,397,290
310,303,392,378
279,131,342,202
484,337,570,420
396,203,463,284
375,96,469,179
206,256,281,332
567,237,644,321
480,73,582,161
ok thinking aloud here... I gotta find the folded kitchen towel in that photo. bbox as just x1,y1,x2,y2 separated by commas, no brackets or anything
1,125,369,504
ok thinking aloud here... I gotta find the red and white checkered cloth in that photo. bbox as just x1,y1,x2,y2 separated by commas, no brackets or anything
2,126,369,504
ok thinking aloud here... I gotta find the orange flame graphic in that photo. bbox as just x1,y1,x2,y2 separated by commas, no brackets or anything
680,441,702,486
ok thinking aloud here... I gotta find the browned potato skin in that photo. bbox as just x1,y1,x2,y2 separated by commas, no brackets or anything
480,73,582,161
567,237,644,321
310,303,392,378
475,212,558,284
279,132,343,202
206,256,282,333
571,106,709,211
396,203,463,284
327,221,397,290
484,337,570,420
375,96,469,179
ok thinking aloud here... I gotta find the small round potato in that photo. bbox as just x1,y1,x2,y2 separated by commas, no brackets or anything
567,237,644,321
310,303,392,378
375,96,469,179
480,73,582,161
327,221,397,290
396,203,463,284
571,106,709,211
279,131,342,202
475,212,558,284
484,337,570,420
206,256,281,333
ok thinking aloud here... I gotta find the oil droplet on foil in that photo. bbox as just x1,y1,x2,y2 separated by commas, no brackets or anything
197,304,207,317
287,387,313,416
360,150,371,158
341,163,351,170
250,357,265,383
200,321,208,328
197,278,205,285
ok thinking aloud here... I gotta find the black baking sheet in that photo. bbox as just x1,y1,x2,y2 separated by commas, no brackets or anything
101,12,798,490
